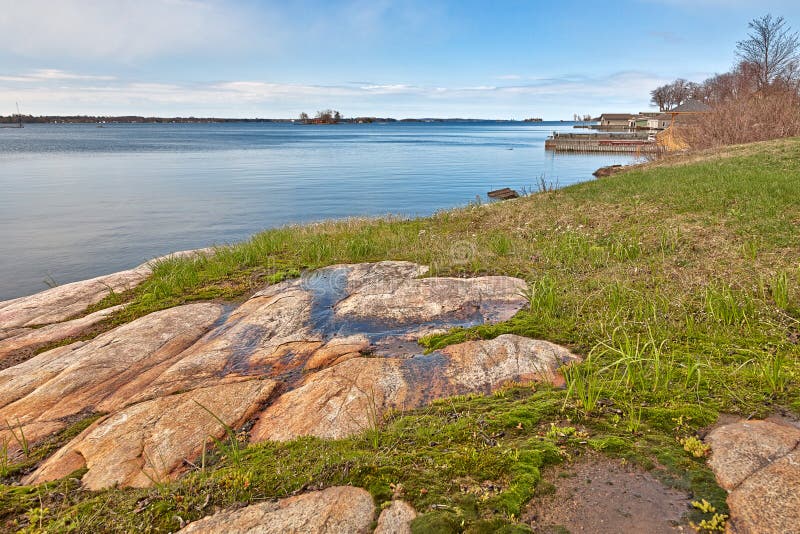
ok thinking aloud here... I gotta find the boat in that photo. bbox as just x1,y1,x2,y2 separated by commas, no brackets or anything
1,103,24,128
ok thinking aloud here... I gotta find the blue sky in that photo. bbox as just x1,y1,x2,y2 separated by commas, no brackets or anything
1,0,799,119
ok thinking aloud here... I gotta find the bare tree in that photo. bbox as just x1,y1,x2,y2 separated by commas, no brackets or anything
736,14,800,90
650,79,697,110
650,85,671,111
670,79,694,107
298,112,309,123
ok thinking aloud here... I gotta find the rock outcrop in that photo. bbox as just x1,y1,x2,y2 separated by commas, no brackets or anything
0,248,209,330
592,164,625,178
25,379,276,489
179,486,376,534
706,419,800,534
125,261,528,400
0,261,579,493
0,305,124,366
375,501,417,534
0,303,225,455
252,334,577,441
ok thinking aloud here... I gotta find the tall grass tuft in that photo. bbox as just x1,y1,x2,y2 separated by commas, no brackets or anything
562,363,604,416
757,353,789,395
771,272,790,310
704,285,752,326
521,276,558,317
487,233,514,257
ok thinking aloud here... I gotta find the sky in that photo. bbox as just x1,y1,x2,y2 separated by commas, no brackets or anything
1,0,800,119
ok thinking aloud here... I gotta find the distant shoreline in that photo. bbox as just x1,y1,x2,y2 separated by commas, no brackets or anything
0,116,577,125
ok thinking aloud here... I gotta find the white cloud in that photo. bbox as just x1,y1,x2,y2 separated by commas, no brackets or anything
0,68,673,118
0,0,264,60
0,69,115,83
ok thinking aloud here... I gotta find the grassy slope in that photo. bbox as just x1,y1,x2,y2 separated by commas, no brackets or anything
3,138,799,533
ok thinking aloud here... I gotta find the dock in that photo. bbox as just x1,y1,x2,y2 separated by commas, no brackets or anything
545,132,663,153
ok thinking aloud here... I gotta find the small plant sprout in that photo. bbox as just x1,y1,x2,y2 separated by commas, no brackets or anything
691,499,728,532
0,437,11,477
680,435,710,458
193,401,243,467
624,400,643,434
5,417,30,457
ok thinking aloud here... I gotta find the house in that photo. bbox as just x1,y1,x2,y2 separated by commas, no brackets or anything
655,113,673,129
597,113,637,129
634,116,661,130
662,100,712,128
668,100,712,114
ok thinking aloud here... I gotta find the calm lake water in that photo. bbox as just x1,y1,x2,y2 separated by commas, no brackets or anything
0,122,635,300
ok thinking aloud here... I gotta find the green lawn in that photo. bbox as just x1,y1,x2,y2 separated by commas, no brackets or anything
3,138,799,533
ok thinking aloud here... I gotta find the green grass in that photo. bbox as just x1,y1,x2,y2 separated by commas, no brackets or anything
3,138,800,532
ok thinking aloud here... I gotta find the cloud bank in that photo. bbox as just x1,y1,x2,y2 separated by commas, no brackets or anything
0,69,671,119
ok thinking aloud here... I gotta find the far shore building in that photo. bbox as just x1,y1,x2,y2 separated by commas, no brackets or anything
634,115,661,130
596,113,638,129
668,100,711,122
597,101,711,132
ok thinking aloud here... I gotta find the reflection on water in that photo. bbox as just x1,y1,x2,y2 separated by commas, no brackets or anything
0,122,636,300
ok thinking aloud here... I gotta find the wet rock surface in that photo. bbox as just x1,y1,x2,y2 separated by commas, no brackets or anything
0,261,577,493
179,486,375,534
131,261,528,398
706,419,800,534
251,334,578,442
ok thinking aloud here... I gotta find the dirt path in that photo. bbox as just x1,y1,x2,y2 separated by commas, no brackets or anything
523,454,690,533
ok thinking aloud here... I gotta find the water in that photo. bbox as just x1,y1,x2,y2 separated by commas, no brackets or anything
0,122,635,300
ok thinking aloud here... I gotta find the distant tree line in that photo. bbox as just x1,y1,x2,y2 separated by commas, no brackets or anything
0,115,294,124
652,14,800,148
297,110,342,124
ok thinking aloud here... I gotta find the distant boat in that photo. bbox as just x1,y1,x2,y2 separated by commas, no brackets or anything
1,102,23,128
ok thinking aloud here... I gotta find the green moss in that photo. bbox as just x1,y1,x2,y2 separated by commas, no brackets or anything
465,519,533,533
411,511,462,534
642,406,716,434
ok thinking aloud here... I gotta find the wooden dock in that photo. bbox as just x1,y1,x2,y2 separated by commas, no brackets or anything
545,132,663,154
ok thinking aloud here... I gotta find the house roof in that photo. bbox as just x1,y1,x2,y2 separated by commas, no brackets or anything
599,113,636,120
669,100,711,113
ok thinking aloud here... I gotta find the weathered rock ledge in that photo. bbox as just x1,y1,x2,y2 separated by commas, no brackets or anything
179,486,384,533
0,249,213,368
705,418,800,534
177,486,416,534
0,260,580,495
